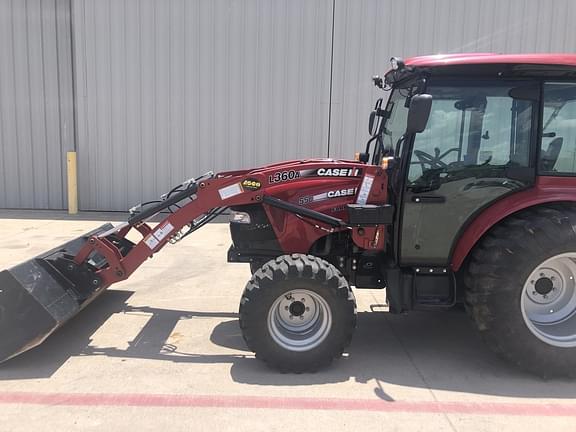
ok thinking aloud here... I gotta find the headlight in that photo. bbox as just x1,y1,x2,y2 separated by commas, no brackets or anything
230,211,251,224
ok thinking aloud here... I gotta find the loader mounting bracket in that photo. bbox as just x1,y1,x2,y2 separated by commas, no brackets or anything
39,255,102,302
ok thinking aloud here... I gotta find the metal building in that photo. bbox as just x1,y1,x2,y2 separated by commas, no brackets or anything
1,0,575,211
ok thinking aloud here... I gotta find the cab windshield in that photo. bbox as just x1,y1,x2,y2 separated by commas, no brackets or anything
381,84,413,156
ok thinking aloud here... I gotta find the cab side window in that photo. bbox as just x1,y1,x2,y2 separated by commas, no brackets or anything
408,84,533,185
540,83,576,175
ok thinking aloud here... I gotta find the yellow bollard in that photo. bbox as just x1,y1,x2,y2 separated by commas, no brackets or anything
67,151,78,215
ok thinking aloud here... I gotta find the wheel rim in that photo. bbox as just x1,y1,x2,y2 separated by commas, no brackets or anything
521,252,576,347
267,289,332,352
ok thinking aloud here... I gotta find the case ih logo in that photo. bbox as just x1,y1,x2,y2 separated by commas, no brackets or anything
298,188,357,205
316,168,361,177
326,187,357,198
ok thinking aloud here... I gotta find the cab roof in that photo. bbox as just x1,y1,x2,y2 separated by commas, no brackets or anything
405,53,576,68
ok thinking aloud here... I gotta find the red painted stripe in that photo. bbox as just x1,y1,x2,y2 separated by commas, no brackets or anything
0,392,575,417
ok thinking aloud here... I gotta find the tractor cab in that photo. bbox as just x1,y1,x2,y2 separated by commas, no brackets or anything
369,57,576,259
377,58,538,268
361,55,576,317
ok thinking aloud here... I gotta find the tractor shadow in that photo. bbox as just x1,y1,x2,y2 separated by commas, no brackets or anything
225,310,576,400
1,293,575,400
0,290,134,380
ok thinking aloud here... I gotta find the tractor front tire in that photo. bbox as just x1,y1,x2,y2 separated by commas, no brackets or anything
249,260,266,275
464,206,576,378
239,254,356,373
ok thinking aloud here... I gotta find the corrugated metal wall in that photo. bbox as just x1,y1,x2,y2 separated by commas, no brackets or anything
0,0,74,209
2,0,576,210
72,0,333,211
328,0,576,158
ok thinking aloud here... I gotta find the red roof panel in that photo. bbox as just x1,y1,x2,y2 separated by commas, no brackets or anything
405,53,576,68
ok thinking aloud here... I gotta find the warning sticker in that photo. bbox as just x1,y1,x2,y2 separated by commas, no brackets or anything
154,222,174,242
144,234,160,250
218,183,243,200
356,175,374,205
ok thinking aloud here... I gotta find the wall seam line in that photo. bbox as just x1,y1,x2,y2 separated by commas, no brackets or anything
327,0,336,158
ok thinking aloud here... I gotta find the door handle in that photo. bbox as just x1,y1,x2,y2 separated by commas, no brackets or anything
412,195,446,204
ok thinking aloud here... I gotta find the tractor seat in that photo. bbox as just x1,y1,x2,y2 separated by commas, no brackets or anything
540,137,563,171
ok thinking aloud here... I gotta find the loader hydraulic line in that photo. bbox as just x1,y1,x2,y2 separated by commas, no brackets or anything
127,171,216,225
128,182,199,225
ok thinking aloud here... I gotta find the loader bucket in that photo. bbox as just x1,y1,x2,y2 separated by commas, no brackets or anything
0,223,115,363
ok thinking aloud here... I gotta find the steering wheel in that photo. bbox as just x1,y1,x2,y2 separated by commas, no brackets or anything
414,149,448,170
414,147,461,171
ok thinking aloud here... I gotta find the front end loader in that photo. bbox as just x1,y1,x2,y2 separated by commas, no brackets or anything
2,53,576,377
0,162,390,365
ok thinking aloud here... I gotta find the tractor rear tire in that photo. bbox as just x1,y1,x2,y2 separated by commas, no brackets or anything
239,254,356,373
464,206,576,378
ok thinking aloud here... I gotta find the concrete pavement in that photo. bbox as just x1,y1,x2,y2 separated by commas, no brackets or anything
0,211,575,431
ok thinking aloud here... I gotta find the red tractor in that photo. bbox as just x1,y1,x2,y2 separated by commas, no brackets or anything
2,53,576,377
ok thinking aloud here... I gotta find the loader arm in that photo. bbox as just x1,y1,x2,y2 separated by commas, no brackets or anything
76,165,366,288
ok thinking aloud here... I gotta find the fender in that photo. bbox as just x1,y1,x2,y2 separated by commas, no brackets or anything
451,176,576,271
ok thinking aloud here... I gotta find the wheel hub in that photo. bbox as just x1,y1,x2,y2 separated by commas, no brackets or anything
289,301,306,317
526,268,563,304
534,277,554,296
267,289,332,352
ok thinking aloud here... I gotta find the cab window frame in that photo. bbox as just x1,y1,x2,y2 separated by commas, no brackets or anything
538,80,576,177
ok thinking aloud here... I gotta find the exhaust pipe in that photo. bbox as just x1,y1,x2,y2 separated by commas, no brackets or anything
0,223,115,363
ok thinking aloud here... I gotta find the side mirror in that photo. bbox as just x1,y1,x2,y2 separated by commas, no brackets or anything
406,94,432,134
368,111,377,136
368,98,383,136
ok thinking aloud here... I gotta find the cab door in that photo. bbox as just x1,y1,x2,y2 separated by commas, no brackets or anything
399,81,537,266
